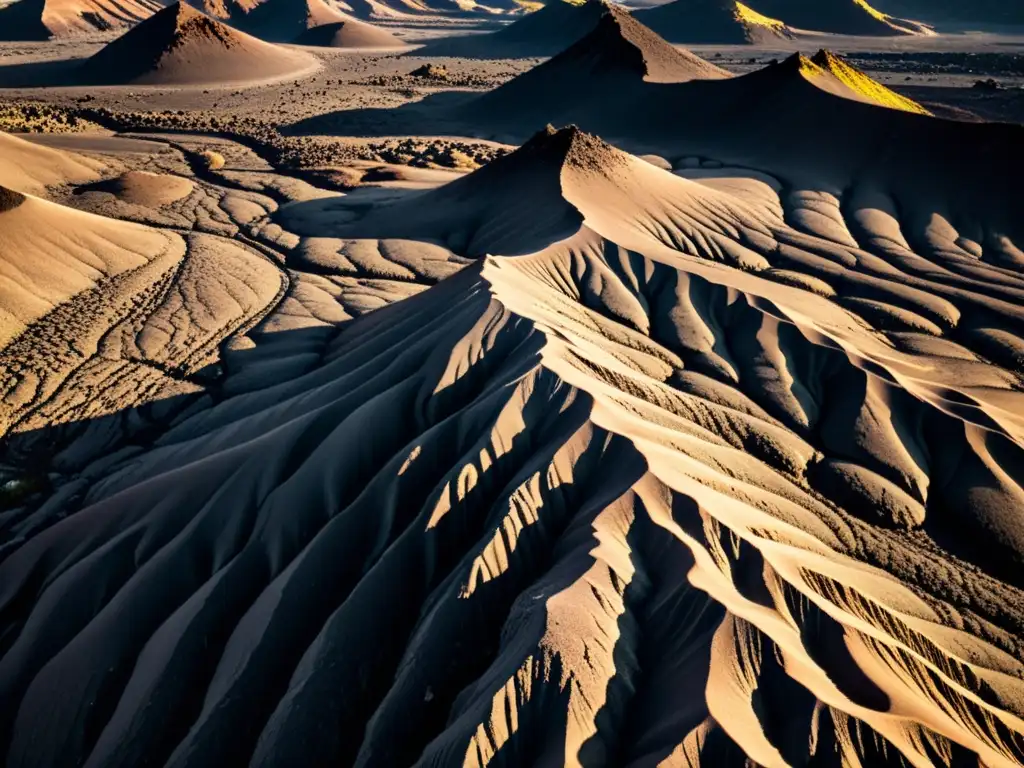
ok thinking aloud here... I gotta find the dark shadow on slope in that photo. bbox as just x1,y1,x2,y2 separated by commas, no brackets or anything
0,285,606,766
0,324,341,553
577,493,745,766
478,654,574,765
575,495,675,765
1,297,535,762
0,325,344,756
356,431,645,766
608,495,802,765
0,57,89,88
175,348,580,767
0,0,50,41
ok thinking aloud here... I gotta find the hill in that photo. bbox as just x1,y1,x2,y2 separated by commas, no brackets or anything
807,48,929,114
79,2,317,86
471,7,729,128
0,0,163,39
751,0,930,35
2,123,1024,768
418,0,611,58
0,187,182,347
470,39,949,185
291,17,406,45
635,0,796,44
870,0,1024,26
231,0,403,44
0,133,105,194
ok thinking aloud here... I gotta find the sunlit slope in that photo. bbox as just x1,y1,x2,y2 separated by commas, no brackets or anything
750,0,930,35
0,132,104,194
2,127,1023,768
0,0,163,39
80,2,316,85
0,189,181,348
636,0,795,44
807,49,930,115
0,132,288,456
469,8,730,126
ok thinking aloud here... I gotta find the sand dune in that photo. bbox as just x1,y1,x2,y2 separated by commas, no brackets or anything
635,0,796,44
80,2,318,86
472,34,984,182
183,0,265,21
0,132,105,195
77,171,196,207
470,8,729,128
2,120,1023,767
230,0,404,45
751,0,930,36
2,8,1024,766
872,0,1024,25
808,49,930,114
417,0,611,58
229,0,348,39
291,17,407,46
0,0,163,39
0,188,183,348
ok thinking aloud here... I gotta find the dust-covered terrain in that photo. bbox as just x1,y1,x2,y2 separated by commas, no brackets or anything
1,1,1024,766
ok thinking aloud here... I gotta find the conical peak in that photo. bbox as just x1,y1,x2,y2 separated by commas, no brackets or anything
167,1,204,27
514,124,628,174
496,124,585,171
806,47,931,114
521,124,603,155
767,51,823,77
587,5,633,38
578,7,728,81
807,48,856,78
552,0,615,14
155,2,236,43
523,123,582,152
811,48,841,67
0,186,26,213
780,51,811,69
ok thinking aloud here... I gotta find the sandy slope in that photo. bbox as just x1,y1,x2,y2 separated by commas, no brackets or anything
750,0,930,36
0,132,105,194
871,0,1024,25
231,0,404,45
184,0,265,20
1,110,1023,768
470,7,729,128
1,13,1024,766
417,0,612,58
0,0,163,39
0,135,286,454
635,0,796,44
291,17,407,46
808,49,930,114
80,2,318,86
471,37,983,178
0,189,181,347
